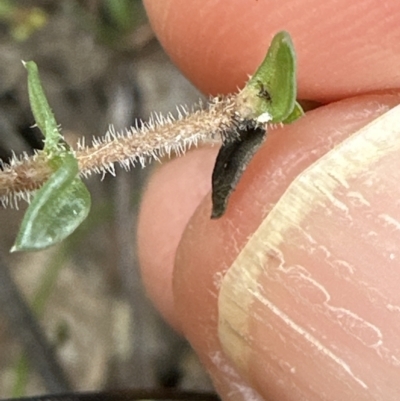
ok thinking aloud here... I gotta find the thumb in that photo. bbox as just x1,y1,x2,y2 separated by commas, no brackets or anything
173,93,400,400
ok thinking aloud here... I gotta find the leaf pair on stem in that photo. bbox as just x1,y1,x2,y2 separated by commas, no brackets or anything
12,62,91,252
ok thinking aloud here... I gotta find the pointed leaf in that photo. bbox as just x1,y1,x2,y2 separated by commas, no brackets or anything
12,154,91,252
238,31,299,124
281,101,304,124
23,61,64,154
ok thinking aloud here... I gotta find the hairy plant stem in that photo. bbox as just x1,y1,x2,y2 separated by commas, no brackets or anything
0,94,245,206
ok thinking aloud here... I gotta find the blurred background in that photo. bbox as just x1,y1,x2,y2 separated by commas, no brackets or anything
0,1,212,398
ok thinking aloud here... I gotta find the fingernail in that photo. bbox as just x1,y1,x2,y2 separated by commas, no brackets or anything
218,105,400,400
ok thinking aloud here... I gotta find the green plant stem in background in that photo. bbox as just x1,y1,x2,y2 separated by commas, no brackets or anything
12,199,113,396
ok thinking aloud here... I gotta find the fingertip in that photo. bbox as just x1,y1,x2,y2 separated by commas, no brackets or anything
219,101,400,399
137,92,400,399
172,94,400,399
137,147,218,330
144,0,400,100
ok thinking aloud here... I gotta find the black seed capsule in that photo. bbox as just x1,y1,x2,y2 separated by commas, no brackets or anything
211,125,266,219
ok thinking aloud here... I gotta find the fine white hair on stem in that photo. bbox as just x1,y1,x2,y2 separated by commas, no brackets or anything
0,94,245,208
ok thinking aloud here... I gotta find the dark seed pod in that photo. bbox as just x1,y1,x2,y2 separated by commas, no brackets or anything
211,125,266,219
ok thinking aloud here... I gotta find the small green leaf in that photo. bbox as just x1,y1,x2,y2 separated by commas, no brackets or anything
281,101,304,124
238,31,302,124
12,154,91,252
23,60,64,154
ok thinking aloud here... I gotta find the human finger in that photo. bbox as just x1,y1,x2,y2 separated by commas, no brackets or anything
143,0,400,101
172,94,400,400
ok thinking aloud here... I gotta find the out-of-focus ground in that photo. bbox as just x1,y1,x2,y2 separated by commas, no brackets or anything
0,1,212,398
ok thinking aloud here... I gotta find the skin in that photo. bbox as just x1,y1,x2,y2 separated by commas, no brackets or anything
138,1,400,400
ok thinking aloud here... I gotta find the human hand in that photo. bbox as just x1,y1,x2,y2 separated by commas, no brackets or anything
138,1,400,400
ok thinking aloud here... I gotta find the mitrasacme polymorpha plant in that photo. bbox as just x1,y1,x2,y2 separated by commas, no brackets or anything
0,31,303,252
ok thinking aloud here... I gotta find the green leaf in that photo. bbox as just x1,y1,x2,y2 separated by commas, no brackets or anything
281,101,304,124
11,154,91,252
238,31,303,124
23,60,64,154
